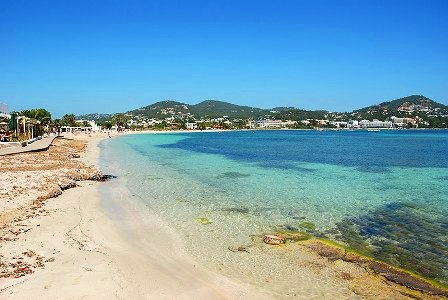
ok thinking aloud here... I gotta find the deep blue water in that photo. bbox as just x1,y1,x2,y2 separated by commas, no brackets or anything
160,130,448,170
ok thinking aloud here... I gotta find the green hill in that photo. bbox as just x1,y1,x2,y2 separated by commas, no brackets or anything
355,95,447,113
129,100,190,118
189,100,267,119
76,113,114,121
77,95,447,128
127,99,269,119
353,95,448,121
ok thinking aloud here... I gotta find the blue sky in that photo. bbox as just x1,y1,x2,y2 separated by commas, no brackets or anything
1,0,447,117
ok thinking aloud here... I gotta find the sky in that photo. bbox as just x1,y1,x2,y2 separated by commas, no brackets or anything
1,0,447,117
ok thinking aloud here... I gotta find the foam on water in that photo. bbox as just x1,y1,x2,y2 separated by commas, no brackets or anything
99,130,448,290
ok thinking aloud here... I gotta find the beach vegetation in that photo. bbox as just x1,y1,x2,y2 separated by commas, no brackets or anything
154,121,168,129
98,121,113,130
51,118,62,129
112,114,129,130
20,108,52,126
62,114,77,126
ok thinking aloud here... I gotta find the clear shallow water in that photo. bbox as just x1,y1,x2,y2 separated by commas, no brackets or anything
100,130,448,287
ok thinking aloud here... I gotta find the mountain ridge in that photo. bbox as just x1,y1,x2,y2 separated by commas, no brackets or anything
355,95,447,113
77,95,448,122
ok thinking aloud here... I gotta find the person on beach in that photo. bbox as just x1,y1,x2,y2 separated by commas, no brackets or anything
108,132,111,138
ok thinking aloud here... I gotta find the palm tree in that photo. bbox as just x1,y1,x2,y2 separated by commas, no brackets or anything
62,114,77,126
112,114,129,130
20,108,52,126
19,108,52,136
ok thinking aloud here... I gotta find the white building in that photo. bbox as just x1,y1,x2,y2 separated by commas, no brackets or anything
359,119,392,128
246,120,256,129
186,122,197,130
331,121,348,128
347,120,359,128
61,120,101,133
257,119,294,128
391,116,416,127
76,120,101,131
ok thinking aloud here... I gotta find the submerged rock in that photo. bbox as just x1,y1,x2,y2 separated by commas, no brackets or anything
221,207,250,214
263,234,285,245
98,174,118,182
307,241,346,261
336,202,448,285
368,261,448,296
216,172,251,179
228,246,250,253
279,231,311,243
307,240,448,296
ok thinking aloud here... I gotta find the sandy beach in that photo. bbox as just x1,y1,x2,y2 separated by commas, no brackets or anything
0,132,269,299
1,131,447,299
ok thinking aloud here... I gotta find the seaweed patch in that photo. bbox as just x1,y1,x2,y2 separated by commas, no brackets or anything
335,202,448,286
216,172,251,179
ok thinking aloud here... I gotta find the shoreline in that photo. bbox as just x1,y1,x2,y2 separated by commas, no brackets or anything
1,131,447,299
103,131,448,298
0,133,268,299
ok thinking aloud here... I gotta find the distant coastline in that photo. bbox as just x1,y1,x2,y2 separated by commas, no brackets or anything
70,95,448,132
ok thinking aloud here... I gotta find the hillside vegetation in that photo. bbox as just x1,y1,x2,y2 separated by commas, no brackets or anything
77,95,448,128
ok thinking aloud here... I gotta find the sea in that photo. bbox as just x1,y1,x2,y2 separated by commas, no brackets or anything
99,130,448,291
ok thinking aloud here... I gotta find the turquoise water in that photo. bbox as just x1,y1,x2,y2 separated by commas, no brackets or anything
99,130,448,286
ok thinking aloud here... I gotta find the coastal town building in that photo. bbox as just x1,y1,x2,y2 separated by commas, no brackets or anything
330,121,348,128
359,119,392,128
256,119,295,128
113,112,432,130
186,122,197,130
391,116,416,127
316,119,330,126
76,120,101,131
347,120,359,128
61,120,101,133
246,120,256,129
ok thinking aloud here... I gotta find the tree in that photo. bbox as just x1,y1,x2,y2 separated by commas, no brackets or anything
20,108,52,126
62,114,77,126
19,108,52,135
112,114,129,129
97,120,113,130
51,119,62,127
155,121,167,129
